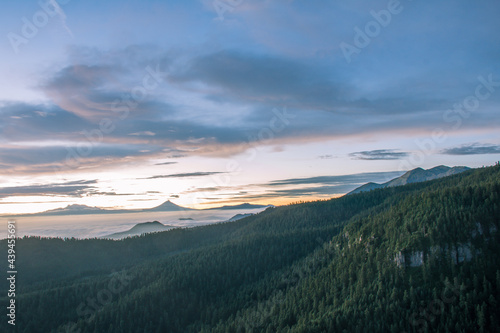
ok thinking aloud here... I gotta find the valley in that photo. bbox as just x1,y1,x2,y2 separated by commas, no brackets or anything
1,165,498,332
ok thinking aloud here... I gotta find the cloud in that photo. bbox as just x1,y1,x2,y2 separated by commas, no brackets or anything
0,179,139,200
155,162,178,166
349,149,410,160
256,185,359,198
2,38,499,176
267,171,404,187
171,50,350,112
145,172,225,180
39,46,173,121
0,143,164,174
41,64,131,120
170,50,462,117
0,102,92,141
441,143,500,155
129,131,156,136
85,191,137,196
0,180,98,199
181,185,239,194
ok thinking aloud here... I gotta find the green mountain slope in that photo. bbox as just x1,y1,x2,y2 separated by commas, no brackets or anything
101,221,176,239
1,165,499,333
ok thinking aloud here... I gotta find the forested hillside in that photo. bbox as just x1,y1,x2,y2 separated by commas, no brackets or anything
1,165,499,332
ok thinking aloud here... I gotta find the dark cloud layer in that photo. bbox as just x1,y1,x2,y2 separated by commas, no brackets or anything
171,50,455,116
0,179,138,199
172,50,349,111
155,162,178,166
145,172,224,180
0,180,97,199
349,149,410,160
441,143,500,155
0,143,164,174
267,171,404,187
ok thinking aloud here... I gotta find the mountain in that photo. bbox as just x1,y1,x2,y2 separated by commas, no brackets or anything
34,204,110,216
1,165,499,332
143,200,195,212
348,165,470,194
208,203,271,210
102,221,175,240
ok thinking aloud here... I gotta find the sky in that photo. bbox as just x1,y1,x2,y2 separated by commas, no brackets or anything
0,0,499,214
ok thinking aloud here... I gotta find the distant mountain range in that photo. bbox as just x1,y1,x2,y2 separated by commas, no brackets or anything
102,221,175,240
348,165,470,195
6,200,269,217
22,200,193,216
207,203,271,210
37,204,108,215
